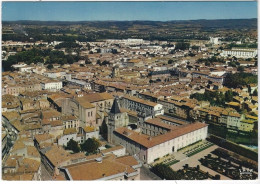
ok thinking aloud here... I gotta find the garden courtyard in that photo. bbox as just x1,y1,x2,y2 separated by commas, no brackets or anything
170,143,231,180
150,140,258,180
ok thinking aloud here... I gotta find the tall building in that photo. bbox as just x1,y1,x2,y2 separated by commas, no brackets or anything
107,98,129,143
112,66,120,78
209,37,219,45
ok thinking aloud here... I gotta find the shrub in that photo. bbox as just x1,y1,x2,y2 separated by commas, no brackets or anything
154,158,160,162
105,144,112,149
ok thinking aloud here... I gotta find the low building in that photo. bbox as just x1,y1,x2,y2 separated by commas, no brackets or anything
61,115,80,130
221,47,257,58
59,154,141,180
41,80,62,91
40,145,87,176
58,126,99,146
62,97,97,127
239,115,257,133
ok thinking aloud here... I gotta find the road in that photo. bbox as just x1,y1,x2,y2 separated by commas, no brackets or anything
140,165,162,180
40,163,52,181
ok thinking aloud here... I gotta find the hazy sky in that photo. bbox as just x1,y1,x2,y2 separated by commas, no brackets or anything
2,1,257,21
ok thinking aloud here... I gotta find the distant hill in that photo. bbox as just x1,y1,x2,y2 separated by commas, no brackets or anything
2,18,257,29
2,19,257,42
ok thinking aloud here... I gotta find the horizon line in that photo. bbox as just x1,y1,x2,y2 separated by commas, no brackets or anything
2,18,257,22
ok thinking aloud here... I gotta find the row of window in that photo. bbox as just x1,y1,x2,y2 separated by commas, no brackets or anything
88,111,93,117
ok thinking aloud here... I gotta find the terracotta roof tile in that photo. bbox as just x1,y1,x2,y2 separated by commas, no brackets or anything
64,156,138,180
34,133,54,143
75,97,95,109
51,120,63,127
2,173,34,181
115,122,208,148
45,145,71,167
123,94,158,107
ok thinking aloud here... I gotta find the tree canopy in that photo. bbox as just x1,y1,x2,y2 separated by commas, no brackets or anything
3,48,80,71
54,41,80,49
224,73,257,89
197,56,225,65
66,139,80,153
190,90,234,107
80,138,101,153
175,42,190,50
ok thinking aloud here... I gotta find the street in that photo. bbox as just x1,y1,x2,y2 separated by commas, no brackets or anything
140,165,162,180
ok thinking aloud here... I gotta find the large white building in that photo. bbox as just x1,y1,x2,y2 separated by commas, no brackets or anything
41,80,62,91
121,95,164,117
209,37,220,45
113,120,208,164
221,47,257,58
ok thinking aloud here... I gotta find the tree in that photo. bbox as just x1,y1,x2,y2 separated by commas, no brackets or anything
205,61,210,66
80,138,101,153
175,42,190,50
66,139,80,153
252,89,258,96
96,48,101,53
111,49,118,54
66,55,75,64
192,45,200,51
100,120,108,140
224,73,257,89
86,43,91,50
101,60,110,66
237,66,245,72
85,60,92,64
3,55,17,71
168,59,174,64
225,90,233,102
248,85,252,94
54,41,80,49
85,56,91,64
151,164,180,180
228,61,236,67
96,60,101,65
47,64,53,70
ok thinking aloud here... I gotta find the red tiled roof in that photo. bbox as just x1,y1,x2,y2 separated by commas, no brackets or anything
115,122,208,148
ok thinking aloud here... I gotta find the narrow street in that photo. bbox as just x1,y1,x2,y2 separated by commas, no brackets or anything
40,163,52,181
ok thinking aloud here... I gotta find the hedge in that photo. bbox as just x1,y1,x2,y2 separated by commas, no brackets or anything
165,160,180,166
207,135,258,161
187,143,214,157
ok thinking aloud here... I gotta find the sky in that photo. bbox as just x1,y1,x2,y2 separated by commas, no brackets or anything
2,1,258,21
